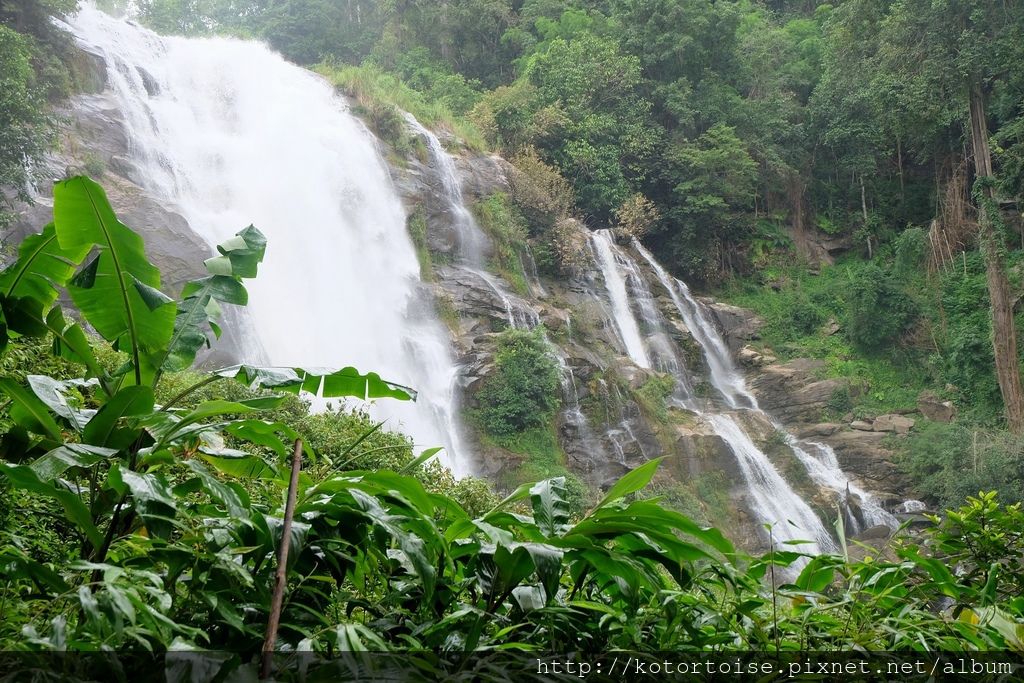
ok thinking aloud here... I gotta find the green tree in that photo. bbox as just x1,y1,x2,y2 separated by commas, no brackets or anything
846,263,918,352
658,123,757,279
878,0,1024,432
0,26,54,225
523,33,658,218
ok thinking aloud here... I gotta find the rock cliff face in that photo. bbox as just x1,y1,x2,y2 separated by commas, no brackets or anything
2,44,921,550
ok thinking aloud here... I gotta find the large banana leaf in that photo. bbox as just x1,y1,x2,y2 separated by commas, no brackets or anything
0,377,63,442
0,222,88,354
53,177,175,384
159,226,266,374
215,364,416,401
44,307,109,392
0,223,91,307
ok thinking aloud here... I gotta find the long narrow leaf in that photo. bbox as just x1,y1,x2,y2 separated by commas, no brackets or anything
0,377,63,441
215,364,415,401
595,457,663,509
0,223,90,307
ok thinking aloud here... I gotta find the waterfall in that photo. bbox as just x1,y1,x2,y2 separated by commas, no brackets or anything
402,113,538,330
632,240,897,534
633,242,751,410
591,230,835,554
66,5,471,475
401,113,489,267
590,231,651,368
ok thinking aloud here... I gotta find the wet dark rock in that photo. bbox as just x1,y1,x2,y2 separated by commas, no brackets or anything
749,358,855,424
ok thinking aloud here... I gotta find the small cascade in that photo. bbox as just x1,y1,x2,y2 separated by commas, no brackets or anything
591,229,836,554
707,415,835,553
553,348,610,467
634,241,751,410
403,113,538,330
589,231,651,368
521,244,548,299
402,113,489,266
789,438,897,532
633,239,898,533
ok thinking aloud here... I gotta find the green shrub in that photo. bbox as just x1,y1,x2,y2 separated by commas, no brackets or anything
472,192,530,294
319,62,487,151
846,263,918,352
475,328,561,438
826,385,853,414
632,374,676,424
508,146,575,234
781,291,826,337
900,422,1024,509
406,207,432,278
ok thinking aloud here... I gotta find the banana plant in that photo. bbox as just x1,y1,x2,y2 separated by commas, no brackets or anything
0,176,414,568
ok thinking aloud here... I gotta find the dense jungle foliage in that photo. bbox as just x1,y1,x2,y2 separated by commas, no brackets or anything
2,0,1024,666
0,177,1022,666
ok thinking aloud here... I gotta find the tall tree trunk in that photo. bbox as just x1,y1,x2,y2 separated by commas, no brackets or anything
896,137,905,199
969,76,1024,434
439,0,453,64
860,174,872,258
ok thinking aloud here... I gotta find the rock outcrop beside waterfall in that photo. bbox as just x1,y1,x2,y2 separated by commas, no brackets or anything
5,96,212,292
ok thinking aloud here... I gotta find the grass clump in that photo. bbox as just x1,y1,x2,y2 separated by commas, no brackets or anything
317,62,487,152
472,192,530,296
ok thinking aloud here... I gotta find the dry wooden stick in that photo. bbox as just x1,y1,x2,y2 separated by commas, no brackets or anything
260,438,303,680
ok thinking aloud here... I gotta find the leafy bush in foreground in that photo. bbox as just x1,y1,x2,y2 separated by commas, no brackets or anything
0,178,1021,668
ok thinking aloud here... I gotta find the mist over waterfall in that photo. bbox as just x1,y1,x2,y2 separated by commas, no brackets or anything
67,5,470,474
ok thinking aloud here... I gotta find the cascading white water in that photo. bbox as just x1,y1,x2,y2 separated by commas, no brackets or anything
633,240,898,533
590,231,652,369
634,242,751,410
403,113,538,330
787,438,897,531
402,113,489,267
592,229,834,553
67,5,470,475
706,414,835,553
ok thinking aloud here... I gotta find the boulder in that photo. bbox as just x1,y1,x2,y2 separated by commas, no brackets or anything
455,153,513,199
435,265,535,329
748,358,856,423
823,429,907,491
872,414,915,434
797,422,842,438
737,345,776,367
917,390,956,423
703,301,765,352
610,357,657,390
539,305,570,333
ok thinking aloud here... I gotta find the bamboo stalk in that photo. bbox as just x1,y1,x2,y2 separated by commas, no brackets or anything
260,439,304,680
